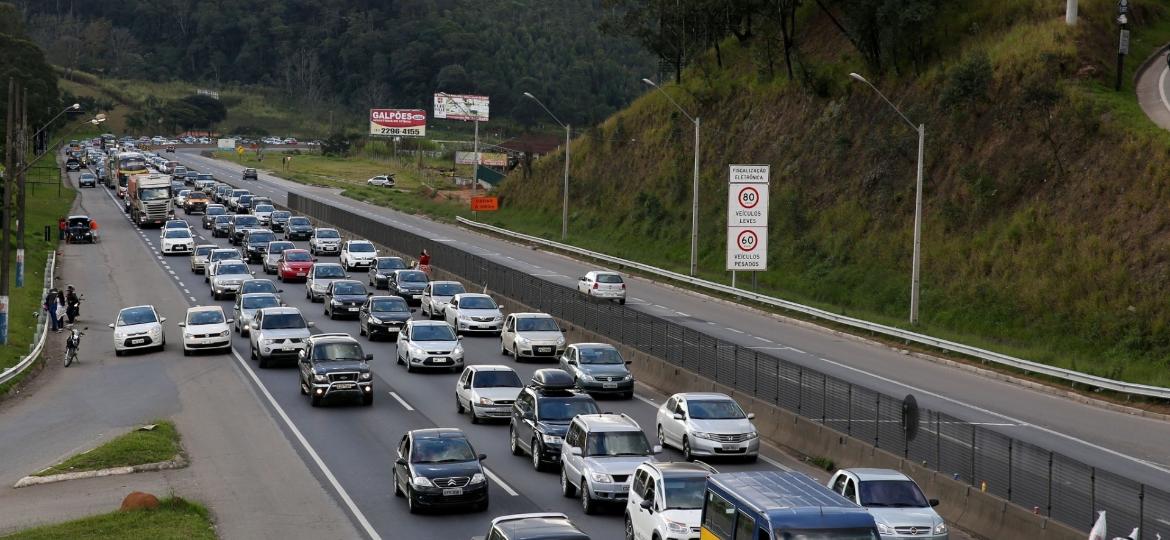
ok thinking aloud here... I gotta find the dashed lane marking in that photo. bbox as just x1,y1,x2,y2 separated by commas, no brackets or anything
388,392,415,411
483,467,519,496
726,327,745,334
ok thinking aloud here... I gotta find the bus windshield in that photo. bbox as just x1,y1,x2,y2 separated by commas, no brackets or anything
119,157,146,170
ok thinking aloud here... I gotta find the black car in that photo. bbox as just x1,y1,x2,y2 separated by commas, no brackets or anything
185,171,199,185
214,185,233,204
368,256,408,289
237,194,255,213
229,215,262,245
509,369,599,471
324,280,370,320
211,214,233,238
394,428,489,513
387,269,429,305
284,216,314,241
65,157,81,171
297,334,374,406
269,210,291,232
77,172,97,188
359,295,412,340
65,215,96,244
243,167,258,181
243,229,277,262
202,205,227,229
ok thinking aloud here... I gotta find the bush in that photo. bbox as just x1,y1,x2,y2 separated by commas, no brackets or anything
940,51,993,108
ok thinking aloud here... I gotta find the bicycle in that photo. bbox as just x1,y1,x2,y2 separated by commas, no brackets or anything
64,327,86,367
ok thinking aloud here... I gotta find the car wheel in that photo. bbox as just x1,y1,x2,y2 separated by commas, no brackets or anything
305,289,311,300
560,467,577,498
359,324,366,337
234,323,241,334
500,340,509,356
405,360,415,373
259,354,270,369
743,453,758,463
396,351,404,365
406,488,421,514
682,437,694,462
300,380,308,395
624,514,635,540
310,392,321,407
531,439,544,471
657,425,668,449
114,349,123,357
509,427,523,456
456,396,464,414
182,348,191,356
580,482,597,515
469,403,480,424
619,298,626,305
393,469,403,497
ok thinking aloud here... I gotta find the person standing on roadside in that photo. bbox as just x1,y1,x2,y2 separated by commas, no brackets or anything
65,285,81,325
44,288,60,332
55,290,67,333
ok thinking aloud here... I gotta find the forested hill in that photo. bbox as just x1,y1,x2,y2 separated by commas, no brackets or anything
12,0,654,125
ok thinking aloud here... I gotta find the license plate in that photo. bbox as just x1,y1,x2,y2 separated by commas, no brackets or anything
334,383,356,389
296,272,306,276
537,347,552,353
615,484,629,493
603,383,618,389
130,338,146,345
442,488,463,496
721,444,739,451
411,294,421,299
348,308,358,312
429,357,449,363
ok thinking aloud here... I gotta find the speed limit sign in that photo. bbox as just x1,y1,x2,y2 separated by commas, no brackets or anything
727,227,767,270
728,165,769,270
737,229,759,251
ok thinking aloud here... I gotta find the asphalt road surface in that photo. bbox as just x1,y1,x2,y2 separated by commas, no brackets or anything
174,151,1170,492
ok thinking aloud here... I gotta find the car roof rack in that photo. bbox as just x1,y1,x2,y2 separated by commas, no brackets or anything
530,368,575,392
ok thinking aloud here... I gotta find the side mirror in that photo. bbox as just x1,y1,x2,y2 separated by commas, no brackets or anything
747,412,756,420
367,292,373,296
278,289,284,293
578,277,586,281
652,445,663,454
463,382,471,390
226,319,235,324
673,413,685,420
364,353,374,360
307,321,315,327
409,308,417,313
458,336,463,341
477,454,487,461
640,498,654,510
178,322,186,327
625,360,632,365
160,317,167,323
568,447,582,456
395,457,407,466
297,349,306,358
929,499,940,507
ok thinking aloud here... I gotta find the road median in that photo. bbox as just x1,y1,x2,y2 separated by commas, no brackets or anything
15,421,186,488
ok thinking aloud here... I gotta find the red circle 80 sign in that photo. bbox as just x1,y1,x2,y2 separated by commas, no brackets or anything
737,187,760,209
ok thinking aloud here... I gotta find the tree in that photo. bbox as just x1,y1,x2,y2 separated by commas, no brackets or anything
0,32,60,151
180,94,227,124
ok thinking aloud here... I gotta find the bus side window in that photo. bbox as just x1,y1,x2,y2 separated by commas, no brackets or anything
757,531,771,540
733,509,755,540
702,490,737,539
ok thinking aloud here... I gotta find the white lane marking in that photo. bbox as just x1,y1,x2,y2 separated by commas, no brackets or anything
707,321,718,325
482,467,519,496
653,304,670,310
726,327,745,334
815,355,1170,475
168,270,176,275
229,351,381,539
782,346,806,354
675,312,690,317
754,336,772,343
748,346,788,350
633,394,657,408
434,238,454,243
388,392,414,411
183,288,190,294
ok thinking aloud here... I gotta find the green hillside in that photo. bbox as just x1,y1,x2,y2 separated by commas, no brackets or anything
494,0,1170,386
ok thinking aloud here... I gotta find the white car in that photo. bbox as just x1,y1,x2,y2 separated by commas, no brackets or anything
577,271,627,304
253,204,275,225
625,461,716,540
189,244,216,274
209,260,255,300
160,228,195,255
455,365,524,423
366,175,395,187
205,248,244,282
339,240,378,271
443,293,503,335
500,313,565,361
396,319,464,372
173,189,191,207
305,262,347,302
308,228,342,255
109,305,167,356
828,468,949,539
248,307,314,368
655,392,759,462
179,305,232,355
420,280,466,319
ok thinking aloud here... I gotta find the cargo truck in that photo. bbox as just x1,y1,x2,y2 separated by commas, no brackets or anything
112,151,148,198
127,173,174,227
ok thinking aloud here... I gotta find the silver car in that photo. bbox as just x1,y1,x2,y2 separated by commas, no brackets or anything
209,260,254,300
262,241,296,274
828,469,949,539
421,280,466,319
189,244,216,274
306,263,346,302
559,413,660,514
655,392,759,461
232,292,282,336
443,293,503,335
500,313,565,360
248,307,314,368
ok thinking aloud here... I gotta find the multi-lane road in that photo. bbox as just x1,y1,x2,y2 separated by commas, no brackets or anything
174,150,1170,489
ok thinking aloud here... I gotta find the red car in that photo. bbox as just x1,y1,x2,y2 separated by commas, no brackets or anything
277,249,314,282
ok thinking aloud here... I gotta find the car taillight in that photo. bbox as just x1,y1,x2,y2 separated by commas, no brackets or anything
592,282,599,289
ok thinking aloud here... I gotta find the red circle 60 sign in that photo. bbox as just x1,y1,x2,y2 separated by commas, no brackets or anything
736,230,759,252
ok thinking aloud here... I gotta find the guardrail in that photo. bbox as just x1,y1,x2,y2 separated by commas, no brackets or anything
0,251,57,386
456,217,1170,400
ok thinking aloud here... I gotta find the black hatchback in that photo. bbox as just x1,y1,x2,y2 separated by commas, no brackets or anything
394,428,489,514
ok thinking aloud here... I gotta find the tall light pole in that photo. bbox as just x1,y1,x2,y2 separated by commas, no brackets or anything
643,78,700,276
522,92,570,240
849,72,925,325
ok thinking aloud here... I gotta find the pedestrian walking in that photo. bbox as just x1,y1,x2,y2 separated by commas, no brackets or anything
55,291,67,333
44,289,60,332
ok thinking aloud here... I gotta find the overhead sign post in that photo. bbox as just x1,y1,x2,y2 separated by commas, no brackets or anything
727,165,770,279
370,109,427,137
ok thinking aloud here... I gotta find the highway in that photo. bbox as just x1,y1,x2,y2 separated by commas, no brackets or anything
174,150,1170,491
66,166,841,539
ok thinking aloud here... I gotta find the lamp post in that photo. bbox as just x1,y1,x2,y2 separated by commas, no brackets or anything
643,78,700,277
849,72,925,325
523,92,570,241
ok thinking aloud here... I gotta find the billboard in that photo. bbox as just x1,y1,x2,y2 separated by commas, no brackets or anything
217,138,236,150
370,109,427,137
726,164,770,271
434,93,490,122
455,151,507,167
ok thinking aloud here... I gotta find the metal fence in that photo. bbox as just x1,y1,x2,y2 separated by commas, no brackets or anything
289,193,1168,539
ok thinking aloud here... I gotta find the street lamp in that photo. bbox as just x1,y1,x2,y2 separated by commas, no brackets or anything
436,92,482,196
643,78,701,277
523,92,571,241
16,113,105,176
849,72,925,325
29,103,80,151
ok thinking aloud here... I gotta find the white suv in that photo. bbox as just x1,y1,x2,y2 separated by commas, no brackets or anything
340,240,378,270
625,461,716,540
500,313,565,361
308,227,342,255
828,468,949,539
559,413,661,514
577,271,626,304
248,307,314,368
655,392,759,462
455,365,523,424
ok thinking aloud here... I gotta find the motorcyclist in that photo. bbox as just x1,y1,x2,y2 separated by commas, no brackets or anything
65,285,81,325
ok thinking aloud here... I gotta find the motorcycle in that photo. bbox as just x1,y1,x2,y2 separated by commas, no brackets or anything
64,327,86,367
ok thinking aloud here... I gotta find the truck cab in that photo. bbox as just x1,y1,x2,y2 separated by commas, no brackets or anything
127,173,174,227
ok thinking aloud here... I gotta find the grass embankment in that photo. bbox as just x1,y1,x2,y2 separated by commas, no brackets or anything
0,497,215,540
0,160,76,393
35,421,181,476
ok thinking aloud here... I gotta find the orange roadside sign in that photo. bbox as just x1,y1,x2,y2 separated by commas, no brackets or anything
470,196,499,211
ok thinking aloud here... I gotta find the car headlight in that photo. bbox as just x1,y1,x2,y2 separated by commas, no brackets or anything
589,472,614,484
692,431,719,441
580,373,596,382
330,298,341,305
664,519,690,534
368,315,382,324
556,337,565,345
183,332,193,339
934,522,948,534
312,374,327,383
150,326,161,335
541,433,562,445
359,372,371,380
218,330,230,337
411,476,434,488
453,344,464,356
515,336,530,345
470,473,485,484
478,397,494,405
621,374,633,382
876,523,893,535
745,430,758,439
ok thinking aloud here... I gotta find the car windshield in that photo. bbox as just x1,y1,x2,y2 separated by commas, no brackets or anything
207,206,225,215
284,251,312,262
235,217,259,227
188,310,225,325
596,273,623,284
248,233,275,243
239,196,253,204
472,370,522,388
859,480,930,508
68,218,90,227
210,250,239,261
584,431,651,457
139,187,170,200
164,229,191,238
231,190,248,197
242,296,280,309
577,346,623,364
777,531,879,540
458,297,496,310
517,317,559,332
333,282,366,295
432,283,464,296
241,281,277,294
411,437,477,464
376,258,405,270
399,271,427,283
371,299,408,312
272,211,290,219
195,246,213,256
289,217,311,226
686,399,747,420
267,242,293,254
664,476,708,509
218,264,248,275
188,193,207,199
261,313,306,329
316,229,340,239
314,265,346,278
348,243,375,252
537,398,599,422
255,205,274,213
214,216,232,224
177,190,191,197
118,307,157,326
313,342,365,361
410,325,456,342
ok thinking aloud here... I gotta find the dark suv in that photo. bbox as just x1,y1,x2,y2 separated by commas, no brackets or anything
509,369,600,471
243,167,258,181
244,229,277,263
297,333,374,406
269,210,291,232
229,214,262,245
284,216,314,241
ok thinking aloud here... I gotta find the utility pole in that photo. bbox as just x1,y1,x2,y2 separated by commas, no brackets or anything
16,86,27,289
1066,0,1078,25
1116,2,1130,91
1,78,16,344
